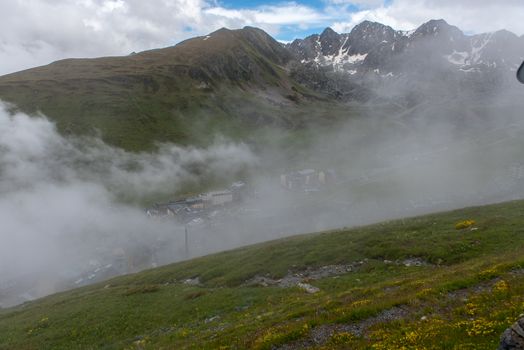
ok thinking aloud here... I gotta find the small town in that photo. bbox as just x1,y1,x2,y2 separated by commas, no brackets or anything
0,168,338,307
145,168,337,224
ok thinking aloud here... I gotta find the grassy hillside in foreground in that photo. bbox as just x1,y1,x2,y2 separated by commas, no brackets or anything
3,200,524,349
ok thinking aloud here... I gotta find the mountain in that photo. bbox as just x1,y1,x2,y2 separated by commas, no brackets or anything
1,21,524,349
0,26,318,150
0,20,522,150
1,26,291,86
288,19,524,77
287,19,524,106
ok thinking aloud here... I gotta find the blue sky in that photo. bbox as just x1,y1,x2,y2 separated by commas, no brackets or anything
255,25,322,42
219,0,392,10
212,0,376,41
204,0,521,42
221,0,323,8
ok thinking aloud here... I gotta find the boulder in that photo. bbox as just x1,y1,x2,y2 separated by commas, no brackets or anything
499,317,524,349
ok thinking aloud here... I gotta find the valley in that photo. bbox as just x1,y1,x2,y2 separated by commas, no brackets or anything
0,16,523,349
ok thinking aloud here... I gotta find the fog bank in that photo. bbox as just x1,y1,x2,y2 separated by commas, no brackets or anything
0,103,256,307
2,80,524,307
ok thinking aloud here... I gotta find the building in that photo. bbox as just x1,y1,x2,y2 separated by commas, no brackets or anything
201,190,234,206
280,169,336,191
230,181,248,202
145,181,248,222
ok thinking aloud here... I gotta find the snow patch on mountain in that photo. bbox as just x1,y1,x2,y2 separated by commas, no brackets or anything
469,32,493,65
447,51,469,65
288,19,524,79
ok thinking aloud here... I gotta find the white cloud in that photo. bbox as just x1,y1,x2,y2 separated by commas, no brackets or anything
0,101,257,299
0,0,522,76
206,4,324,25
331,0,524,35
0,0,325,75
0,0,208,75
325,0,385,8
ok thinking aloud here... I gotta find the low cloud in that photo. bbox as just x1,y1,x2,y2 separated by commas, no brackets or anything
2,65,524,306
0,102,256,305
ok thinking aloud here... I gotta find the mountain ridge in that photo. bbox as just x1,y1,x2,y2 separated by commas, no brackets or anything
0,19,522,150
0,25,313,150
287,18,524,76
1,20,524,349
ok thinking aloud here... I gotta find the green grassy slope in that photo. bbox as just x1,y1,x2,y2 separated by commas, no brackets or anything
2,200,524,349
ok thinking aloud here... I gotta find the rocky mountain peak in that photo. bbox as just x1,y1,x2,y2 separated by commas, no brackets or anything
417,19,449,30
320,27,339,39
351,20,388,32
491,29,520,43
319,27,343,56
320,27,340,41
349,20,396,39
210,27,231,36
344,20,399,55
287,34,321,61
287,18,524,83
411,19,464,41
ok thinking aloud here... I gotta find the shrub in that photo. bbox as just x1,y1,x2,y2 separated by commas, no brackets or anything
455,220,475,230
